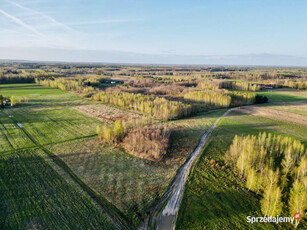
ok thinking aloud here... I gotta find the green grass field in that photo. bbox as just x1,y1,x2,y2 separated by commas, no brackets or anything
0,149,115,230
0,83,67,96
0,84,119,229
0,113,35,152
176,109,307,229
257,89,307,102
0,84,101,147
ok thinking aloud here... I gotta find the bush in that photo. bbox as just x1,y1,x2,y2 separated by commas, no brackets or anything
255,95,268,104
96,120,125,144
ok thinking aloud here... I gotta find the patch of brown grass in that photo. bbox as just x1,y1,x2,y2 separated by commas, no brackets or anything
75,104,139,124
239,104,307,127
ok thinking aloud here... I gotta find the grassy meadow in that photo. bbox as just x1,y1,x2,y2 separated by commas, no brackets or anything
257,88,307,102
0,148,116,230
0,84,118,229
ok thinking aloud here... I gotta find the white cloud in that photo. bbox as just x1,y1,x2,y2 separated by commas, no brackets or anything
67,18,141,26
0,8,44,37
8,1,74,32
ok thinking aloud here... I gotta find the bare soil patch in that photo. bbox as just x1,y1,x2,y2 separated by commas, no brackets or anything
75,104,139,124
268,88,307,97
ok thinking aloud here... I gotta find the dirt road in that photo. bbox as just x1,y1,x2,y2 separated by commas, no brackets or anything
139,108,235,230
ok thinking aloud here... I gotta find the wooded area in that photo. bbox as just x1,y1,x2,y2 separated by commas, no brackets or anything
226,133,306,227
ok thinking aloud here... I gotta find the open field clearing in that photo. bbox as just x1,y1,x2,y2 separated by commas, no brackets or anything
177,156,274,230
238,104,307,127
0,83,139,228
267,101,307,116
46,109,225,226
257,88,307,102
227,112,307,146
75,104,140,124
177,109,307,229
47,138,178,226
0,84,133,145
0,83,67,96
8,107,101,145
0,149,115,230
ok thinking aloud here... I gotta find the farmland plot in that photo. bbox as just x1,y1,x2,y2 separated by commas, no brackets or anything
10,107,101,145
47,138,178,225
257,88,307,102
0,149,115,230
1,84,141,146
0,83,67,97
268,101,307,116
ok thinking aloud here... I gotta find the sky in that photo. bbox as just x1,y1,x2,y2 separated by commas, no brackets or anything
0,0,306,65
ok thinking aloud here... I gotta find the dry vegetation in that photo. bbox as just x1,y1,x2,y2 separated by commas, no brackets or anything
122,125,171,161
75,104,139,124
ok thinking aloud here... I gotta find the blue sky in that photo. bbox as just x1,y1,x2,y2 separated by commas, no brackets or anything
0,0,306,65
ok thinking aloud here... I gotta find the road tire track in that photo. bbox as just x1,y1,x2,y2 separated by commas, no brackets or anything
139,108,235,230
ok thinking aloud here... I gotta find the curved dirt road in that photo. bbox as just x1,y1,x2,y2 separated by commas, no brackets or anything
139,108,235,230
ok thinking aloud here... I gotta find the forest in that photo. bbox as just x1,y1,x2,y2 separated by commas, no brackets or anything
37,76,268,121
226,133,306,228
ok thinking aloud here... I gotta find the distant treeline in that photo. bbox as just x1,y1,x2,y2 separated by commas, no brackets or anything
226,133,306,227
36,78,98,96
225,72,307,81
184,90,267,107
0,69,63,84
197,80,261,92
220,81,261,91
0,76,35,84
283,80,307,90
38,78,268,120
